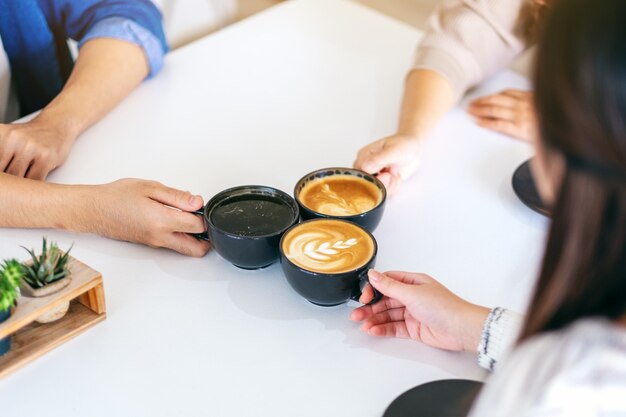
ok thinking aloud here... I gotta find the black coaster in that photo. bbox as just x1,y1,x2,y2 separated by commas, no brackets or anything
511,159,551,217
383,379,483,417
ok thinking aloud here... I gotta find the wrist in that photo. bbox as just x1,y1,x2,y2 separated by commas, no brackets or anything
460,304,491,353
395,124,423,140
34,107,83,144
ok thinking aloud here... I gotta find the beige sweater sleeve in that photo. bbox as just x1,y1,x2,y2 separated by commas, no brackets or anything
414,0,532,98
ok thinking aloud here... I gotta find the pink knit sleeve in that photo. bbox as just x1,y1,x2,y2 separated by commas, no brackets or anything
414,0,531,98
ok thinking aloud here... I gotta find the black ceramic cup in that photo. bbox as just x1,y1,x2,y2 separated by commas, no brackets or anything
195,185,299,270
294,167,386,232
279,219,382,306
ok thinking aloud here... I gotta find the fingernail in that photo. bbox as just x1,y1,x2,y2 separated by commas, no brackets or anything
369,269,382,282
189,194,201,205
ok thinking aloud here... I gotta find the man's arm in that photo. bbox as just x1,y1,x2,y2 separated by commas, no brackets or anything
0,38,150,179
42,36,151,142
0,0,167,180
0,173,211,257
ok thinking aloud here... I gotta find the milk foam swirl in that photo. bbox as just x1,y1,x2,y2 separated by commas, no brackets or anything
282,220,374,273
314,184,376,216
299,175,382,217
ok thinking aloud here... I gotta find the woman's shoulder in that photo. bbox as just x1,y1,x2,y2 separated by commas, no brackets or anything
513,319,626,414
470,319,626,417
516,318,626,372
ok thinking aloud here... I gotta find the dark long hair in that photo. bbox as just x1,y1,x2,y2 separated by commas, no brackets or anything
519,0,626,341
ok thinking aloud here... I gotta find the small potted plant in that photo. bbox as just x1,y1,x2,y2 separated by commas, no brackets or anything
20,238,73,324
0,259,22,356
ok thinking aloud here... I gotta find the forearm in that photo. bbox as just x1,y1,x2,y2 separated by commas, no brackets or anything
35,38,149,142
396,69,456,139
0,174,210,257
0,173,93,231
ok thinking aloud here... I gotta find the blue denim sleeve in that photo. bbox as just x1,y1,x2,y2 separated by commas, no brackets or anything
78,17,165,78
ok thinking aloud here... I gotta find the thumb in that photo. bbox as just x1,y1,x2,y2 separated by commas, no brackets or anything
368,269,415,304
149,183,204,212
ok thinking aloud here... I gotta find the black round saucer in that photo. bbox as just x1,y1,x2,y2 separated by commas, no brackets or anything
383,379,483,417
511,159,551,217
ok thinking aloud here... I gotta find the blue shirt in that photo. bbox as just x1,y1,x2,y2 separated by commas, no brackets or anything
0,0,168,117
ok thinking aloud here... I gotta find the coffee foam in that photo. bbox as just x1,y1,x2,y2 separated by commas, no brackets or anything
282,219,374,273
299,175,382,216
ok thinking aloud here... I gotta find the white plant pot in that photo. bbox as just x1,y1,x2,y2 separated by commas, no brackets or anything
35,301,71,324
20,276,72,324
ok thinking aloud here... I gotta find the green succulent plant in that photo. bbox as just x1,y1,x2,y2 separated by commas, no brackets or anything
0,259,23,312
21,238,72,290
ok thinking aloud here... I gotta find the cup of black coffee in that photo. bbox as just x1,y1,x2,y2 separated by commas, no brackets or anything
294,168,386,232
196,185,299,269
279,218,382,306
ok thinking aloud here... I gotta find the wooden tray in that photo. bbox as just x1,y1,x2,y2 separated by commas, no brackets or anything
0,256,106,378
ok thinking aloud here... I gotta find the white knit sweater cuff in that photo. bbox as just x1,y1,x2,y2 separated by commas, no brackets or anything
477,307,523,371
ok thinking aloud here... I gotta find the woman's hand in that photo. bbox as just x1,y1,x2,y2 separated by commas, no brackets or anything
353,134,421,196
352,70,457,196
77,179,211,257
468,89,538,143
352,270,490,352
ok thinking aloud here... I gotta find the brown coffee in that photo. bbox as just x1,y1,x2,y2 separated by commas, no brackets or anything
298,175,382,216
281,219,375,273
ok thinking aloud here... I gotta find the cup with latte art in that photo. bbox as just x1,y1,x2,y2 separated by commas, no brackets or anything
279,219,382,306
294,168,386,232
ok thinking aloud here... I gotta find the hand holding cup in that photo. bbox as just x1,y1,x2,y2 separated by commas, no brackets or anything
352,270,490,352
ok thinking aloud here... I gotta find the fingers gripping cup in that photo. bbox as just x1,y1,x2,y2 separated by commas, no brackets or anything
294,168,386,232
279,219,382,306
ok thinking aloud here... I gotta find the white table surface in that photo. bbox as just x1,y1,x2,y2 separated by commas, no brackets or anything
0,0,548,415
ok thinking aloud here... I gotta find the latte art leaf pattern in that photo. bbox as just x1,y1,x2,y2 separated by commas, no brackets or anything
303,239,358,260
283,220,374,274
